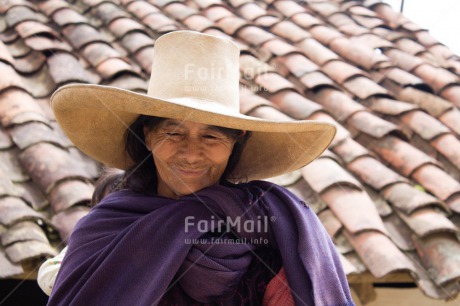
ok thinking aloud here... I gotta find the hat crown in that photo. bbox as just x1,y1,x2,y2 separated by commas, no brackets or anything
148,31,241,113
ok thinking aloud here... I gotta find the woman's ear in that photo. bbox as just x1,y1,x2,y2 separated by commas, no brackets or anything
143,126,152,151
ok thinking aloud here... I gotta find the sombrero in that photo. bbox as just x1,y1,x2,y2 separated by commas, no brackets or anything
51,30,336,181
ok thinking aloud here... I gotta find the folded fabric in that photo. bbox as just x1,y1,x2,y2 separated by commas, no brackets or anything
48,181,354,306
37,246,67,296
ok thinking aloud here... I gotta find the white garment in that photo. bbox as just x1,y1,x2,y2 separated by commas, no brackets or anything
37,246,67,296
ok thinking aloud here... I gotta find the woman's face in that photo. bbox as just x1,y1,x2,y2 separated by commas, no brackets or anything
144,119,237,199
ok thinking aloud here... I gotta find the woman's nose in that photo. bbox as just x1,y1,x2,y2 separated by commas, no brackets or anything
179,138,204,162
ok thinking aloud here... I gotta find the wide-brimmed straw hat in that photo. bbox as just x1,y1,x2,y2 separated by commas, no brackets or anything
51,30,336,181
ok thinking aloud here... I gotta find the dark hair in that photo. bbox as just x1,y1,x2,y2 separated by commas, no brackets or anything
93,115,250,197
90,168,125,207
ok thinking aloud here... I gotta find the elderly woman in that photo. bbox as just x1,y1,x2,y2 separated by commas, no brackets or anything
45,31,354,305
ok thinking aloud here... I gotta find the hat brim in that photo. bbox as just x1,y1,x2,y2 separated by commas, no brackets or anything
51,84,336,181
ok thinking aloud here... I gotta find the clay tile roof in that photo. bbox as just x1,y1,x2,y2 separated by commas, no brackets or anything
2,0,460,301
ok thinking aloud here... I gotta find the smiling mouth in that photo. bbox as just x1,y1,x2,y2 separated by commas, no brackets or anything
176,168,207,176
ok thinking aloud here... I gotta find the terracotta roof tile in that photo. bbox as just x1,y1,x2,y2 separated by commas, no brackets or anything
345,230,416,278
0,89,48,127
400,110,451,141
367,135,439,177
321,186,387,234
327,12,355,29
342,76,388,99
237,2,266,21
108,18,146,39
132,46,153,73
412,164,460,204
126,0,160,19
24,35,72,53
310,87,365,122
329,37,389,70
413,64,459,93
272,0,304,18
51,206,90,241
163,3,197,21
5,6,46,28
289,11,323,29
321,60,367,85
108,74,149,92
47,52,96,84
351,14,384,29
438,109,460,136
270,20,310,43
254,72,295,94
13,50,46,74
1,221,49,246
413,233,460,285
51,8,89,27
82,42,122,67
0,127,13,149
381,182,445,215
295,38,339,65
0,147,29,182
332,137,370,164
5,240,57,263
96,57,140,80
203,5,233,22
182,14,216,32
63,24,108,50
382,213,415,251
382,67,425,87
348,156,407,190
14,20,58,39
414,30,439,48
0,61,25,91
301,157,361,193
120,32,154,54
235,25,275,46
385,48,424,72
398,208,457,237
285,178,327,214
239,86,271,112
0,40,15,65
309,1,339,17
91,2,129,25
275,53,318,78
245,105,292,121
309,24,344,45
0,196,44,226
49,180,94,213
318,209,342,238
38,0,70,17
347,111,400,138
439,85,460,108
299,71,335,90
14,181,48,211
363,97,418,116
396,87,453,118
143,12,181,32
18,143,91,193
194,0,223,9
269,90,322,120
4,36,31,57
20,65,58,98
10,122,64,150
0,250,23,278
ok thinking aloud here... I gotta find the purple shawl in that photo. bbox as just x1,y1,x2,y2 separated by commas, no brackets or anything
48,181,354,306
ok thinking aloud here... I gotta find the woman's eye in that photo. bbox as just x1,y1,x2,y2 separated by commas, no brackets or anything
166,132,182,138
203,134,218,139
